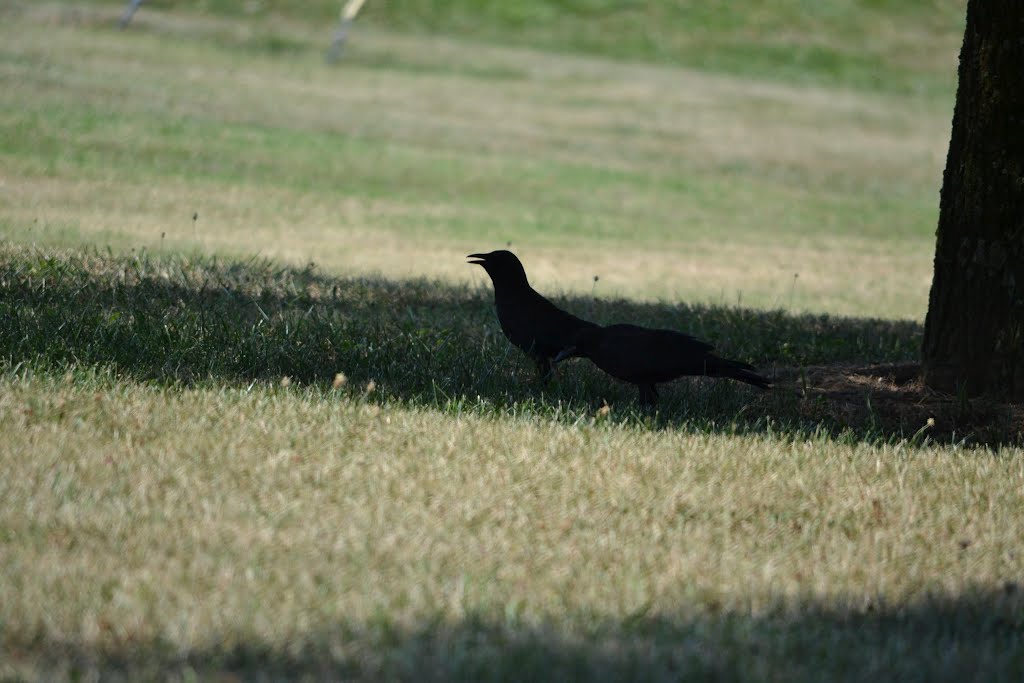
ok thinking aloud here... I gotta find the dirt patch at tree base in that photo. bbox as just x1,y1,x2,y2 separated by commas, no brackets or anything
777,363,1024,446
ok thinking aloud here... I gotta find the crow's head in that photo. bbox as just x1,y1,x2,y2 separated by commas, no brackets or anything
553,326,602,363
467,250,530,289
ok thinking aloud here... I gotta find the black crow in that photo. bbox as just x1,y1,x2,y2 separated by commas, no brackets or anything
469,250,598,381
555,323,770,405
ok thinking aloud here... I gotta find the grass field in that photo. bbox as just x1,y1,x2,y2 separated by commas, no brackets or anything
4,1,1024,681
2,1,960,318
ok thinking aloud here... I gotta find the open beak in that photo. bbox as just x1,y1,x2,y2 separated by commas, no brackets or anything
466,253,488,266
553,347,577,364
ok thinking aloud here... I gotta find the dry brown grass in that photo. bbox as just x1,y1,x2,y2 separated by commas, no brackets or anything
1,373,1022,679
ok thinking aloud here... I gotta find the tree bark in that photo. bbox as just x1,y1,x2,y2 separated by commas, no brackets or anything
922,0,1024,400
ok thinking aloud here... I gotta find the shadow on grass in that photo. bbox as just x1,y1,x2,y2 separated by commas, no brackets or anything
8,586,1022,681
3,245,1014,446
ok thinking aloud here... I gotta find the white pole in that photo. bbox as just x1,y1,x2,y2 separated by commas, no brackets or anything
119,0,145,29
326,0,370,62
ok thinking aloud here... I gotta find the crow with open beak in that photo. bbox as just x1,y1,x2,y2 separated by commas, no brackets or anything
469,250,598,382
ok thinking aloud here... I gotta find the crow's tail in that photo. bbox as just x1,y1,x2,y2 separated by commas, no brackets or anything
707,356,772,389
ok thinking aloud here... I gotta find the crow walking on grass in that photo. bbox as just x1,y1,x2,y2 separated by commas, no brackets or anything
469,250,598,381
555,323,770,405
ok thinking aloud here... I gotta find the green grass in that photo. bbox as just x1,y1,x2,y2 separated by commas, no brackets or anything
73,0,966,95
5,3,1023,681
0,245,924,436
1,3,953,319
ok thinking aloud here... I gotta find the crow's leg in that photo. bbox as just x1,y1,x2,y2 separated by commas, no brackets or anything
638,383,658,407
533,357,557,384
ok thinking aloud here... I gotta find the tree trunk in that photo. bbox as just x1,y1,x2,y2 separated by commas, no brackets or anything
921,0,1024,400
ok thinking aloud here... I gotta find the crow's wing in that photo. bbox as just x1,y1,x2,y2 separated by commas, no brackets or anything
591,324,717,383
